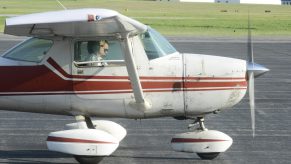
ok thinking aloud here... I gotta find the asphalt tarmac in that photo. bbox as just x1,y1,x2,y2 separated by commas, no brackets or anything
0,37,290,164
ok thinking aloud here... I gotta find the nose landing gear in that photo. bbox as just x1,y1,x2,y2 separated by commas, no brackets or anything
171,117,233,160
188,117,207,131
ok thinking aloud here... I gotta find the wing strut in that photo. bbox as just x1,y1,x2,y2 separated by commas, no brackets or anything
121,32,151,111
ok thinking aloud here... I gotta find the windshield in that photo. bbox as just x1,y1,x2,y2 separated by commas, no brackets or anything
140,27,177,60
3,38,53,62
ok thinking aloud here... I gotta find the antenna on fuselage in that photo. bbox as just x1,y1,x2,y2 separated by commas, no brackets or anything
55,0,67,10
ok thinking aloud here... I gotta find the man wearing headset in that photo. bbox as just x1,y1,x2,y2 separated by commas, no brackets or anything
86,40,109,66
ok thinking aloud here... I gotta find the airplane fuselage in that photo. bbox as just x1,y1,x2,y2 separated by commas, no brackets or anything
0,36,247,119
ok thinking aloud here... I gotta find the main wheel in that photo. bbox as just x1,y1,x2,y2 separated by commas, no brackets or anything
74,156,104,164
197,152,220,160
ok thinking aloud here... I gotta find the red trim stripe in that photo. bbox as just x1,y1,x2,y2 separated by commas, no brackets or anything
0,87,247,96
0,58,247,96
171,138,228,143
48,57,246,81
72,81,247,92
48,58,129,80
47,136,116,144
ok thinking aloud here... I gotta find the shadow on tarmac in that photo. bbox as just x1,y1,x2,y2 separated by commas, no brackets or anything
0,150,72,164
111,154,201,161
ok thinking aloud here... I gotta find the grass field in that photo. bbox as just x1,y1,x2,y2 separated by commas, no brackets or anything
0,0,291,36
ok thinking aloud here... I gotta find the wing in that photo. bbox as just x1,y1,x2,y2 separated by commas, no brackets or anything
4,8,147,37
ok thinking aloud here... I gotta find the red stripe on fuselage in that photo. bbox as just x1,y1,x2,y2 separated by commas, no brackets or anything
48,58,130,80
0,65,72,92
47,57,245,81
171,138,228,143
0,58,247,95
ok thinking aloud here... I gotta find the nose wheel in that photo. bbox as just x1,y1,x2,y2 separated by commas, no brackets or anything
188,117,221,160
74,156,104,164
197,152,220,160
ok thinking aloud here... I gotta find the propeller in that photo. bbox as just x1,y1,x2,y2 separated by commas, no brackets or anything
248,71,255,137
247,11,256,138
246,12,269,137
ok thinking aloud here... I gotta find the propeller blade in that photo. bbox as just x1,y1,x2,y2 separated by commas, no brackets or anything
248,71,255,137
247,10,256,137
247,11,254,63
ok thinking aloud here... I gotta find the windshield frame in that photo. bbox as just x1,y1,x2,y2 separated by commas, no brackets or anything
140,27,178,60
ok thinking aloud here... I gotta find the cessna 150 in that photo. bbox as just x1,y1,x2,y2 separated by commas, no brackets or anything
1,9,269,164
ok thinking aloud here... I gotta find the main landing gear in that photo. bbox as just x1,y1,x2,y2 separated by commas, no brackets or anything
171,117,233,160
72,116,105,164
46,115,127,164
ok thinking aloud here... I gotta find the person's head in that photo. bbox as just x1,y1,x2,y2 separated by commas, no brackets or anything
87,40,109,57
99,40,109,57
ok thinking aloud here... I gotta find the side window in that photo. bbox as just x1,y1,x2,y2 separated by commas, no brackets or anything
4,38,53,62
74,40,124,67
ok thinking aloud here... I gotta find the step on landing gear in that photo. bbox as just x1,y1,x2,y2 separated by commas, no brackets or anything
171,117,233,160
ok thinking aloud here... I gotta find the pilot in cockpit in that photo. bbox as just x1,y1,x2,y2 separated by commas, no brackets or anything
86,40,109,66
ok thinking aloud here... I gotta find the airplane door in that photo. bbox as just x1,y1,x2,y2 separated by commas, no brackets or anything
71,38,129,96
70,38,128,116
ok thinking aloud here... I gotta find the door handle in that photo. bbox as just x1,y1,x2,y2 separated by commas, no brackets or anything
77,69,84,74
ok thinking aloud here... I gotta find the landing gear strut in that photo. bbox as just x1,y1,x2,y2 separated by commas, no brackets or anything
188,117,207,131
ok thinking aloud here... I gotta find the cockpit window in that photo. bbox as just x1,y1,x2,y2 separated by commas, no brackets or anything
4,38,53,62
140,27,177,60
74,40,124,67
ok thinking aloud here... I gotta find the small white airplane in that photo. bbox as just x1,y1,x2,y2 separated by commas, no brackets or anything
1,8,269,164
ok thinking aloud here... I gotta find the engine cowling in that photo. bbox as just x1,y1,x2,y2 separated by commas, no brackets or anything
171,130,233,153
